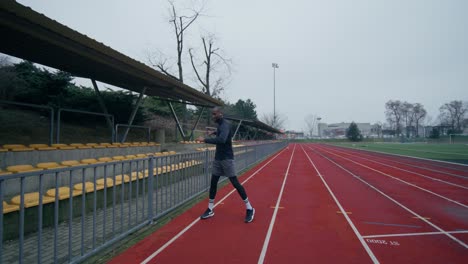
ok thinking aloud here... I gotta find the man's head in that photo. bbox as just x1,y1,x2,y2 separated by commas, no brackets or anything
211,106,223,122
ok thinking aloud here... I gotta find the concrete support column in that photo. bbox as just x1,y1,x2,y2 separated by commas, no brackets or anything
155,129,165,145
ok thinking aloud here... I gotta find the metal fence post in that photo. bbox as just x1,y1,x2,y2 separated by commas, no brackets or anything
148,155,154,223
244,147,247,170
204,150,209,186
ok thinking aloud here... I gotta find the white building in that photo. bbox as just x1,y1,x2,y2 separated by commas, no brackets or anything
318,122,376,138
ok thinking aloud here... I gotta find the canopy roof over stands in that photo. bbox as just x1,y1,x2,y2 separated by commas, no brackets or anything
224,116,283,134
0,1,222,107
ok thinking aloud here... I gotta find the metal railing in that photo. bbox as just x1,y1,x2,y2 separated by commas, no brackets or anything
56,109,115,144
0,141,287,264
115,124,151,143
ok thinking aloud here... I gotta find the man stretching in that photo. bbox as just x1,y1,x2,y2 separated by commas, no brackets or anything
196,107,255,223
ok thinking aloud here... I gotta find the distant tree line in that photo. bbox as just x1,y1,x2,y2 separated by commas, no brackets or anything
0,59,260,133
385,99,468,138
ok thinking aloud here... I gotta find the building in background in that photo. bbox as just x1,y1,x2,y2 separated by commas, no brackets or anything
284,130,305,139
317,122,376,138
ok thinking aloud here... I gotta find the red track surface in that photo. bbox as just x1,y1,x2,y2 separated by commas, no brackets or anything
109,143,468,264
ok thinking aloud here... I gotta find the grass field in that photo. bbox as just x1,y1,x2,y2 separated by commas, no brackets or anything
333,142,468,164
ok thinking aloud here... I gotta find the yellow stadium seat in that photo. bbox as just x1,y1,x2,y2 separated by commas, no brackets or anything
114,174,130,184
0,169,12,176
169,151,176,155
100,143,118,148
36,162,67,170
29,144,57,150
73,182,96,192
46,187,82,200
135,154,147,159
130,171,146,180
3,144,34,152
0,148,7,152
97,157,113,163
81,158,98,164
125,155,137,159
51,144,76,150
112,156,126,161
6,164,43,173
61,160,82,167
96,178,114,187
3,144,27,149
10,192,55,208
161,152,169,156
86,143,106,149
155,152,163,157
69,143,92,149
153,167,163,175
3,201,19,214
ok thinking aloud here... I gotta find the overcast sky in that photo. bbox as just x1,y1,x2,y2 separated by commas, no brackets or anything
14,0,468,131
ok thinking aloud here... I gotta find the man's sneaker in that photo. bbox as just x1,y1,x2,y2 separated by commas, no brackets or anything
245,208,255,223
200,208,214,219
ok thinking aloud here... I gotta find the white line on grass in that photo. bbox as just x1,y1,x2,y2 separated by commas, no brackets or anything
316,146,468,209
326,143,468,175
301,145,380,264
140,146,290,264
308,145,468,249
322,146,468,190
257,144,297,264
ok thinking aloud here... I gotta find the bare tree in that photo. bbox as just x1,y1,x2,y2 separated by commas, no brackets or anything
385,100,403,136
401,102,414,138
261,112,286,129
146,1,205,138
188,35,232,98
304,114,320,137
412,103,427,137
148,0,204,82
439,100,468,132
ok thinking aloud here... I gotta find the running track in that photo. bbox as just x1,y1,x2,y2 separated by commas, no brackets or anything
109,143,468,263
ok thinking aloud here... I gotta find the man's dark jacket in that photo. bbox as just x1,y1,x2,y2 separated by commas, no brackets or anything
204,118,234,161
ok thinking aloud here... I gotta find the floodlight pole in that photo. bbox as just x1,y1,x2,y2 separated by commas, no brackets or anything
272,63,279,126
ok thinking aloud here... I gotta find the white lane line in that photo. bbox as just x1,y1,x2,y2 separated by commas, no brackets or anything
301,145,380,264
324,146,468,190
308,145,468,249
316,146,468,209
363,230,468,238
326,144,468,178
140,146,290,264
258,144,297,264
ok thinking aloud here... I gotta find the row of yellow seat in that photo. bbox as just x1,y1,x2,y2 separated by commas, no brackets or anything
179,141,203,144
0,151,177,175
2,157,203,214
0,142,160,152
196,144,245,152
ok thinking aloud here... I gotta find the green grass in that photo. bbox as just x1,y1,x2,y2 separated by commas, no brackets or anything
333,142,468,164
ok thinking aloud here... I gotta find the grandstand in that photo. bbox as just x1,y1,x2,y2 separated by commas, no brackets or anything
0,2,285,263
